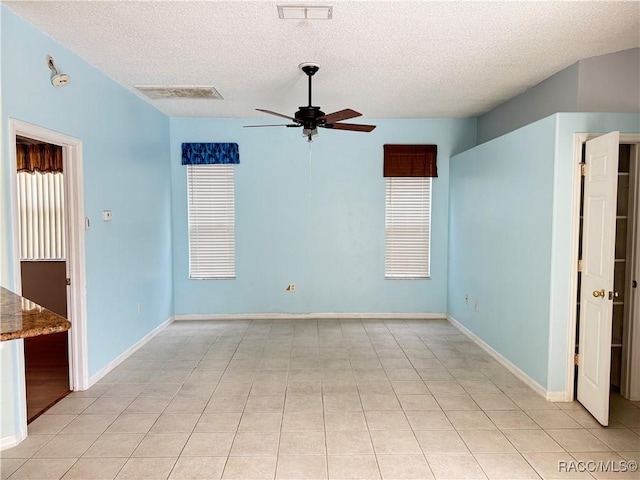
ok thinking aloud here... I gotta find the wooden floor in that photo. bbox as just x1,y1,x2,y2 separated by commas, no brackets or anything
25,331,71,423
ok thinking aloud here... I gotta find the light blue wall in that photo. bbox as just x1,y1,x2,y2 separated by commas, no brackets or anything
0,341,22,446
477,49,640,144
1,5,173,443
170,118,476,315
577,49,640,114
448,115,558,388
546,113,640,392
477,63,580,144
450,112,640,392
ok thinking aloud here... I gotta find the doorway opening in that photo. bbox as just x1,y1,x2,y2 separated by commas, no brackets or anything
574,137,639,424
8,119,89,432
15,136,71,421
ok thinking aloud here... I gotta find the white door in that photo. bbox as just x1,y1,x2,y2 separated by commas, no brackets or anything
577,131,620,426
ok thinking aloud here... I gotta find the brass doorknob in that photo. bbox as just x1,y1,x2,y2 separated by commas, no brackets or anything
593,289,605,298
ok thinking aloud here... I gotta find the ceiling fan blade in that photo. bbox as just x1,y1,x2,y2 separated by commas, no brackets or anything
317,108,362,124
256,108,298,122
323,123,376,132
244,124,301,128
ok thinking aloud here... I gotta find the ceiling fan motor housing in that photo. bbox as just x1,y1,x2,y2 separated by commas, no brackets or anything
295,106,325,129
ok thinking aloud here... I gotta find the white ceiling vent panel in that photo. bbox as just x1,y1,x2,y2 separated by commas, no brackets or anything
278,5,333,20
135,86,223,100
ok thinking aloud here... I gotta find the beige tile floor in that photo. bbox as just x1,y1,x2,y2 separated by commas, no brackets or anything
2,319,639,479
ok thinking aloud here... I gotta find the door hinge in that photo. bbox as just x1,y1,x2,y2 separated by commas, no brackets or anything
577,259,583,272
580,163,587,176
574,354,579,366
66,278,71,286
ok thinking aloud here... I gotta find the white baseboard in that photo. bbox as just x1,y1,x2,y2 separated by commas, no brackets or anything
175,312,447,321
546,391,571,402
88,316,174,386
447,315,551,400
1,427,26,451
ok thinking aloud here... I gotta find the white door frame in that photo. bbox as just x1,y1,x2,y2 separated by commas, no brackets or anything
622,144,640,400
567,133,640,402
8,119,89,398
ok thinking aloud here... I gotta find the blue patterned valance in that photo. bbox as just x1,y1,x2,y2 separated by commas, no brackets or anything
181,143,240,165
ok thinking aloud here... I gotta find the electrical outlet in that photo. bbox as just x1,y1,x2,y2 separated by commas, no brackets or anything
286,284,296,292
474,299,480,312
137,303,142,315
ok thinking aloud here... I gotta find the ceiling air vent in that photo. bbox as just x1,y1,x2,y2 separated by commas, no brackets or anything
134,86,223,100
278,5,333,19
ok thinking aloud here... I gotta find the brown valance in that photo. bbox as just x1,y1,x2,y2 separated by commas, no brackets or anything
16,143,63,174
383,144,437,177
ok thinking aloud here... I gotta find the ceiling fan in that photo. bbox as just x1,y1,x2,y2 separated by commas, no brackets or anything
244,63,376,142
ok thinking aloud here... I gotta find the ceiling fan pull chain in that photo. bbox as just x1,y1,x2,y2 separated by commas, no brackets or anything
309,140,313,205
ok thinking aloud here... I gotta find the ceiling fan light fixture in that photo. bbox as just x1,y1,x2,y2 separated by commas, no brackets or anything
278,5,333,20
302,127,318,141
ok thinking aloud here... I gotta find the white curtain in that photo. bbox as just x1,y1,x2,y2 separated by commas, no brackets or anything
18,171,66,260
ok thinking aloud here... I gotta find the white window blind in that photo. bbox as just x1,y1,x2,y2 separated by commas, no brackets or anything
187,164,236,279
17,171,66,260
385,177,431,278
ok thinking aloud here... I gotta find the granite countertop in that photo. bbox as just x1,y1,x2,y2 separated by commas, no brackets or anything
1,287,71,341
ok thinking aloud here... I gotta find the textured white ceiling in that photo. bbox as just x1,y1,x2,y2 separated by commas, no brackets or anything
3,1,639,118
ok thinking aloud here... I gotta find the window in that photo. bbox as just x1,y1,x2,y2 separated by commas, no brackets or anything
16,140,66,261
385,177,431,278
187,164,235,279
18,171,66,260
